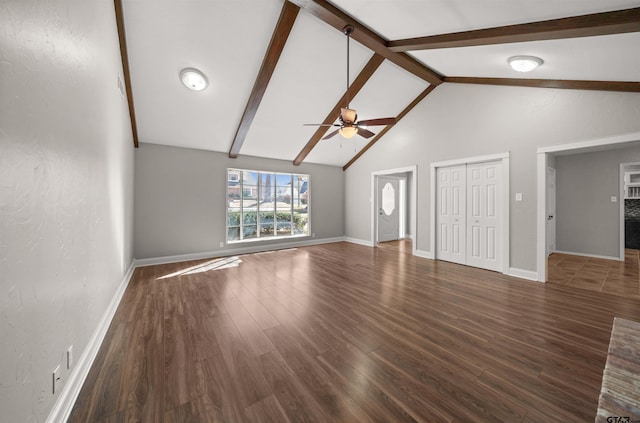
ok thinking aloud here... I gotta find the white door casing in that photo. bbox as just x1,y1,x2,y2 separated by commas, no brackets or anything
436,165,466,264
546,167,556,255
377,176,400,242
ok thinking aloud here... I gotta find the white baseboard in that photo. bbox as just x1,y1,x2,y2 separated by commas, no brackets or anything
508,267,540,282
46,261,136,423
553,250,622,262
344,237,375,247
405,234,414,240
414,249,433,259
134,236,347,267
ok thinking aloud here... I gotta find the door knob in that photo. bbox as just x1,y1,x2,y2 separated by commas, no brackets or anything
379,208,384,215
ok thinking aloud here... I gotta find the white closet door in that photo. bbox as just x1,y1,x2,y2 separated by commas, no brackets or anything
466,161,502,271
436,165,466,265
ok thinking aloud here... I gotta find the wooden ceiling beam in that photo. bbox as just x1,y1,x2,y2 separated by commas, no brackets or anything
289,0,443,86
444,77,640,92
114,0,139,148
293,54,385,166
228,1,299,158
343,85,437,171
388,7,640,52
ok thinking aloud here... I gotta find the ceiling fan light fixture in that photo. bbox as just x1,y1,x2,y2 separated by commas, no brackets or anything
508,56,543,73
339,126,358,139
180,68,208,91
341,108,357,123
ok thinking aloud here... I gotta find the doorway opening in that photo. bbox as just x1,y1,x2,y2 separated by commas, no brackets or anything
621,162,640,254
371,166,417,256
536,131,640,282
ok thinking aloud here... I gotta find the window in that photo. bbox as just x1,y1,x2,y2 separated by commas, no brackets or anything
227,168,309,242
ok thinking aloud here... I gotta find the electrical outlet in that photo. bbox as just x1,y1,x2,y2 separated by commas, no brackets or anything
312,233,315,238
52,365,61,394
219,241,224,248
67,346,73,369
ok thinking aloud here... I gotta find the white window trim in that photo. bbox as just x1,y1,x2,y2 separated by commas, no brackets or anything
226,168,310,244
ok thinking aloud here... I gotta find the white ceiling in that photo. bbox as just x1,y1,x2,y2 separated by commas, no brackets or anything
122,0,640,167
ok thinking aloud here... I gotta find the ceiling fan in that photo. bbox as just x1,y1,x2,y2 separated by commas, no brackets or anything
305,25,396,140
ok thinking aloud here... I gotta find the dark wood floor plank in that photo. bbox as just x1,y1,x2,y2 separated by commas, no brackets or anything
314,348,421,423
164,393,224,423
318,343,454,422
124,291,165,422
258,350,335,423
69,241,640,422
234,285,283,330
68,322,130,422
207,313,273,409
224,296,277,356
163,314,206,410
264,325,376,422
243,394,293,423
370,343,527,422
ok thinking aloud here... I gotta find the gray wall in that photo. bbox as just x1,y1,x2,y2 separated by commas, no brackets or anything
345,83,640,272
134,143,345,259
555,146,640,257
0,0,135,421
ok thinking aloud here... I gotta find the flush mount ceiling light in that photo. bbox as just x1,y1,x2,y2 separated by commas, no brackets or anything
180,68,208,91
508,56,543,73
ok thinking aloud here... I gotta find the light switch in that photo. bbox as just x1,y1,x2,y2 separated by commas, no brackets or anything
611,196,617,203
515,193,523,201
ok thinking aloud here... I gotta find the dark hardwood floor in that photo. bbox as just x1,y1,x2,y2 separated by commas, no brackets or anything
69,241,640,422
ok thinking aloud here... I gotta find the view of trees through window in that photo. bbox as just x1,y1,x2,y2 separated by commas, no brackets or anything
227,169,309,241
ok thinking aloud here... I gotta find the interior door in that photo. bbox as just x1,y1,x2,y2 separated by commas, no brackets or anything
377,176,400,242
546,167,556,255
466,161,502,272
436,165,466,264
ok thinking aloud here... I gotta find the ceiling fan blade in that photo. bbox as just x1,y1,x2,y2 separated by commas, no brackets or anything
357,128,376,139
322,129,340,140
303,123,340,127
357,117,396,126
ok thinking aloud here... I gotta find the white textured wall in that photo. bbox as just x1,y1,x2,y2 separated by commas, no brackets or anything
0,0,134,421
345,83,640,272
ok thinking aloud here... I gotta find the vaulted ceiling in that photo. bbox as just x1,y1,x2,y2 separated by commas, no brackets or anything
118,0,640,169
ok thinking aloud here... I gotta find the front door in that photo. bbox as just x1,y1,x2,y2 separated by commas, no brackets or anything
377,177,400,242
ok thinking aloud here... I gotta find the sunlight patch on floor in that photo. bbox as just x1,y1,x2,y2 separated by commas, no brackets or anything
157,256,241,280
